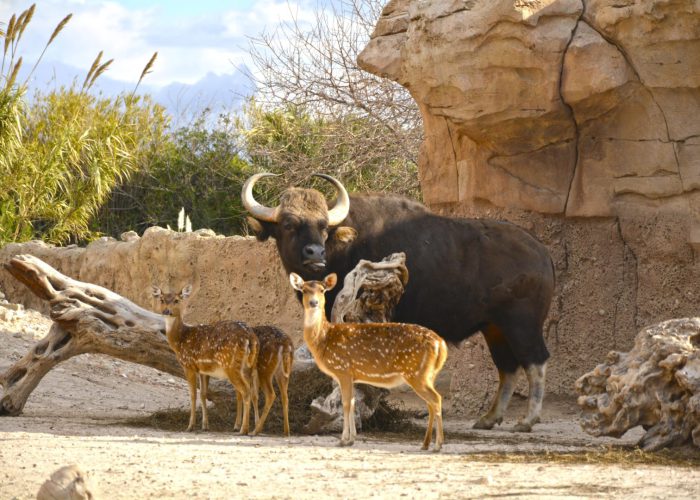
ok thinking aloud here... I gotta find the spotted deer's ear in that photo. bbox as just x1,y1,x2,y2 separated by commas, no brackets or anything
151,285,162,298
289,273,304,291
323,273,338,291
180,284,193,299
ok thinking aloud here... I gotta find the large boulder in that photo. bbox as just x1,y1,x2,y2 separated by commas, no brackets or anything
358,0,700,221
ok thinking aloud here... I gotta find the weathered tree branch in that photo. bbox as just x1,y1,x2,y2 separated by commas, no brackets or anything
0,254,228,415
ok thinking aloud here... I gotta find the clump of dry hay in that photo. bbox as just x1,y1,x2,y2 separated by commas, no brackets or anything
123,368,414,434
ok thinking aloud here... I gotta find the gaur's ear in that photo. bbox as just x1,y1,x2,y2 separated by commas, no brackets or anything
180,284,193,299
323,273,338,291
151,285,162,298
246,216,275,242
332,226,357,244
289,273,304,291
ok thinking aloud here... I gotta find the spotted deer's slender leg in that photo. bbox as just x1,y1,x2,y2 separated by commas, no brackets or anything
338,376,355,446
199,374,210,431
253,368,277,435
184,369,198,432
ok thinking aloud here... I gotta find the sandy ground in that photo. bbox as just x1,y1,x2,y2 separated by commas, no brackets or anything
1,307,699,500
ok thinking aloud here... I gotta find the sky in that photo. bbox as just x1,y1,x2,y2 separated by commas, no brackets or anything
0,0,325,118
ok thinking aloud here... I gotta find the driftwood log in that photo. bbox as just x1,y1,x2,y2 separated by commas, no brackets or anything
575,317,700,450
0,254,234,416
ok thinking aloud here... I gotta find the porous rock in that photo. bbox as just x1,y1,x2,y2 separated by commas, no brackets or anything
575,317,700,450
36,464,97,500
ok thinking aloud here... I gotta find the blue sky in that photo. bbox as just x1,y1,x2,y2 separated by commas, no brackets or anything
0,0,320,89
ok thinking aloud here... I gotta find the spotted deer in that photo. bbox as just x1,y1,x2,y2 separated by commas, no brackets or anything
290,272,448,451
151,285,259,434
242,326,294,436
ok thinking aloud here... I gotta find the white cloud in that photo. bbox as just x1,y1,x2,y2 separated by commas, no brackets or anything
0,0,320,89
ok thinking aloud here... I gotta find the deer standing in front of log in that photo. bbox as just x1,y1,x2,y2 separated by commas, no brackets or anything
244,326,294,436
290,273,448,451
152,285,259,434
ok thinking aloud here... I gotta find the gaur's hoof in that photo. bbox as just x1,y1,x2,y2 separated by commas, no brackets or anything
512,422,533,433
338,439,354,447
473,417,499,430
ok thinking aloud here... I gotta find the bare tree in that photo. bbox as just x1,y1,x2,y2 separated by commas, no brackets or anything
243,0,422,198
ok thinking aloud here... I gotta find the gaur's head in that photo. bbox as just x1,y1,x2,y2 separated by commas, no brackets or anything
243,173,357,277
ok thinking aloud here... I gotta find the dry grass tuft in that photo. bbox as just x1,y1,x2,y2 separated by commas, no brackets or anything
122,369,414,435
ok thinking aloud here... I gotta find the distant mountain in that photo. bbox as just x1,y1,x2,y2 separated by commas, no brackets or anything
154,68,255,125
19,59,255,124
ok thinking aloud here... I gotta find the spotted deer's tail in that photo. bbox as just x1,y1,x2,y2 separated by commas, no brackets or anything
281,341,293,378
247,337,259,371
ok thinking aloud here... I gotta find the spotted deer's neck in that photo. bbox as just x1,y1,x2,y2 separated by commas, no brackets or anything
164,312,186,349
302,305,329,353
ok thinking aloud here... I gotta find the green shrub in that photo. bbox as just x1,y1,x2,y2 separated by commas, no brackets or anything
93,112,254,237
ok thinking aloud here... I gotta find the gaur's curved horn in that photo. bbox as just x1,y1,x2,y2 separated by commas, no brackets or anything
313,173,350,226
241,173,280,222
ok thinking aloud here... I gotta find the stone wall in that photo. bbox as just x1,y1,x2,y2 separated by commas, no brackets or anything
0,228,304,346
359,0,700,412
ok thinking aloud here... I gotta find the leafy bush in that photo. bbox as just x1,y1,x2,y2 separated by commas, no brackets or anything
239,99,421,203
93,112,254,237
0,5,165,245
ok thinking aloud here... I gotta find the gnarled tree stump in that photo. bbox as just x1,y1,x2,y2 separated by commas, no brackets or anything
575,317,700,451
331,252,408,323
0,254,235,416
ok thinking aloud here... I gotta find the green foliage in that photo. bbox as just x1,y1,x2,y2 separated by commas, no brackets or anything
0,4,167,245
0,86,168,244
93,112,254,237
239,99,421,202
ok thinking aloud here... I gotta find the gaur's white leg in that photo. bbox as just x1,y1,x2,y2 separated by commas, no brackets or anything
473,369,517,430
513,362,546,432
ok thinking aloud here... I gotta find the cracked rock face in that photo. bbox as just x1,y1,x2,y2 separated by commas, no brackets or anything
358,0,700,224
575,318,700,450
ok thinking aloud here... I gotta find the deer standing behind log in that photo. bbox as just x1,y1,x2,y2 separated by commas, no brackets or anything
243,325,294,436
152,285,259,434
290,273,448,451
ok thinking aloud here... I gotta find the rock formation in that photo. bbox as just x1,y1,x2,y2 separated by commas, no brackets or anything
359,0,699,221
576,318,700,450
359,0,700,413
